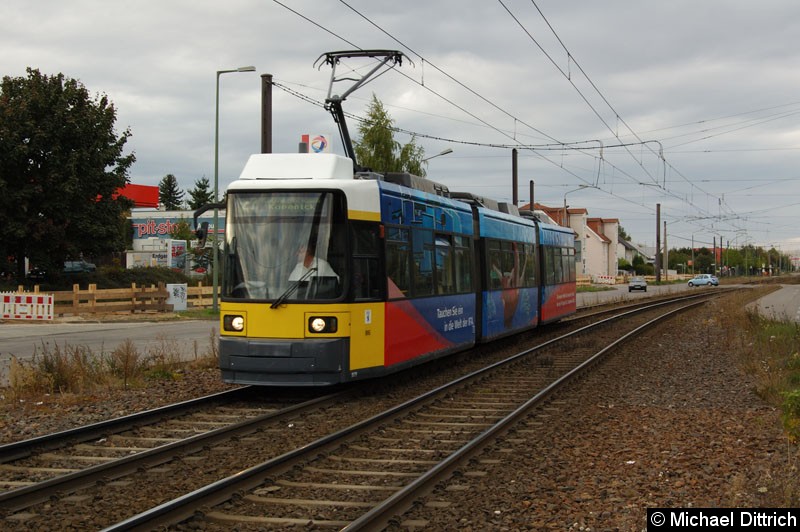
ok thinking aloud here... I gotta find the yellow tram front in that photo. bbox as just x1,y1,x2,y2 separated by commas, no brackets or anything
217,153,385,385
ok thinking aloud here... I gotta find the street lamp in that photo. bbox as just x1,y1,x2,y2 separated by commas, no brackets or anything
213,65,256,312
422,147,453,162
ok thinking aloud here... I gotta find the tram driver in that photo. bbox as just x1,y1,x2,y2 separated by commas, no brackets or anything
289,243,339,283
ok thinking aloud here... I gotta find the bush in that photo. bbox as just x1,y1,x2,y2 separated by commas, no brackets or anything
782,388,800,442
93,266,196,289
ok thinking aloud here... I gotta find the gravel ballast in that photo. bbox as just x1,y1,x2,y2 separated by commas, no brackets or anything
1,293,796,530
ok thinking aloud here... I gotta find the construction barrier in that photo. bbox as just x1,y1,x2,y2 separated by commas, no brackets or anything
1,292,54,321
592,275,616,285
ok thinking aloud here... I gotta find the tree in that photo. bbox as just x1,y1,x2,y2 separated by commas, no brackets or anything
159,174,184,210
632,254,647,275
0,68,134,280
187,176,214,210
169,217,194,242
353,94,426,176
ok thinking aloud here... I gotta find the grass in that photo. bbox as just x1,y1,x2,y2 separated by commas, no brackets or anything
719,287,800,505
3,330,219,403
726,290,800,421
177,308,219,320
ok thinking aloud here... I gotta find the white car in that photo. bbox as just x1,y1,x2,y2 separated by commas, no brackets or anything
628,277,647,292
688,274,718,287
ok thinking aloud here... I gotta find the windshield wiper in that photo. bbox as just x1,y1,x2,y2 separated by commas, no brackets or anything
270,267,317,309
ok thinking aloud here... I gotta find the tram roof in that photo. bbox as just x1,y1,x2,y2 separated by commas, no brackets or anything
238,153,355,181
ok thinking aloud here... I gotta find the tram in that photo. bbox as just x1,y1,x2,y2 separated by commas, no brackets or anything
207,152,576,385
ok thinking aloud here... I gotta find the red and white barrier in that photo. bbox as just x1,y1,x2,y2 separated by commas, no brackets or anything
592,275,616,285
1,292,54,321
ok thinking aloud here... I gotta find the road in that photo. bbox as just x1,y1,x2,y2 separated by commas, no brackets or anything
748,283,800,323
576,280,692,307
0,319,218,386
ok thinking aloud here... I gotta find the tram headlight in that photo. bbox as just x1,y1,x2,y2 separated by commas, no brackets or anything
308,316,337,334
223,314,245,332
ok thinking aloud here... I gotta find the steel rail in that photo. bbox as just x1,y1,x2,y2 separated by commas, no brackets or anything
0,390,346,512
342,300,706,530
0,387,252,463
102,293,714,531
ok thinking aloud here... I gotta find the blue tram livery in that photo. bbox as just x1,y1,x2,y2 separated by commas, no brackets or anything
211,153,576,386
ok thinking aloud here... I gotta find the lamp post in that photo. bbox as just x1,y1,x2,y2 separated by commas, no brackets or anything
422,147,453,162
213,65,256,312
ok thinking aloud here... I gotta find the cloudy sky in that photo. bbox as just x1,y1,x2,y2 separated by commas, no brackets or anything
3,1,800,253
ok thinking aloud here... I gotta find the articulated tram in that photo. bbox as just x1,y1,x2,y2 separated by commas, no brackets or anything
213,152,576,385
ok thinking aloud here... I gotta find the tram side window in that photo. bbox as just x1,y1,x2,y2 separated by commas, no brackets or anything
522,243,537,287
544,246,575,285
501,241,517,284
544,247,556,285
351,223,382,300
386,226,410,298
567,248,576,282
434,234,454,294
553,247,563,284
487,238,535,289
454,235,473,293
487,240,503,289
412,228,434,296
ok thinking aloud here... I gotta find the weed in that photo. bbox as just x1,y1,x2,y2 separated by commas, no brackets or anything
781,388,800,442
726,287,800,504
2,326,219,401
108,339,145,388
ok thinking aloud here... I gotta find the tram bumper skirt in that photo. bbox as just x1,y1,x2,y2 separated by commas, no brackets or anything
219,336,350,385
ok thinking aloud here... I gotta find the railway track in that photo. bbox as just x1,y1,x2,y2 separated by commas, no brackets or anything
93,292,717,531
0,386,346,514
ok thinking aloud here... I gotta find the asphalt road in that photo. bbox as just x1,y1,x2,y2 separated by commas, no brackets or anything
0,319,218,386
748,283,800,323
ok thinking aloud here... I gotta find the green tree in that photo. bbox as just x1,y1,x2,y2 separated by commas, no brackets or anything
187,176,214,210
667,249,690,273
694,247,713,273
159,174,184,210
354,95,426,176
632,255,648,275
168,217,194,242
0,68,134,280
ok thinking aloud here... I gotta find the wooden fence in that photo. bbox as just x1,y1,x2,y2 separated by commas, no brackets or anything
14,283,215,316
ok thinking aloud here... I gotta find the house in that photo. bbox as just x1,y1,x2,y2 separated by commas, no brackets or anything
617,239,653,270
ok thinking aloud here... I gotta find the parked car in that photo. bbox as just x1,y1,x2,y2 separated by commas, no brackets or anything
64,260,96,274
26,267,47,281
688,274,718,287
628,276,647,292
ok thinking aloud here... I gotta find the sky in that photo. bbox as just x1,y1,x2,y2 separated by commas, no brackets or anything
3,1,800,254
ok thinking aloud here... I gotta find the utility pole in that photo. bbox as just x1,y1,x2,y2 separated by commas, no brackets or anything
655,203,661,283
713,236,716,274
663,220,668,281
529,180,534,210
261,74,273,154
512,148,518,206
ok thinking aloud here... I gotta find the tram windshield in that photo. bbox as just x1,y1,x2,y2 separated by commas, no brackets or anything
223,191,346,302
